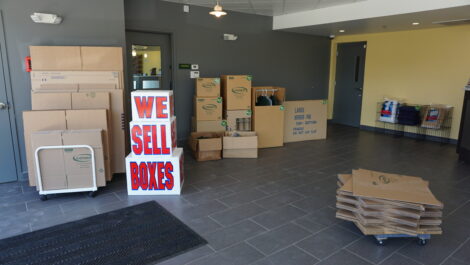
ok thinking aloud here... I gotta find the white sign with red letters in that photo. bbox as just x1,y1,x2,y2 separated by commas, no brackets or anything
131,90,174,122
126,90,183,195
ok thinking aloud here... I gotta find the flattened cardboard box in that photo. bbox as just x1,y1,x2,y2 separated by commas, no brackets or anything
31,89,125,174
30,46,82,71
191,117,226,132
283,100,327,143
189,132,223,161
223,131,258,158
221,75,252,110
23,109,111,186
31,130,106,191
30,71,123,92
81,46,123,71
194,97,223,121
195,78,221,97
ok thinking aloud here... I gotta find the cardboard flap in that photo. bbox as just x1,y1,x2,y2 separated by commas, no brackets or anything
31,92,72,110
30,46,82,71
199,138,222,151
37,84,79,92
223,132,258,150
71,92,111,109
79,84,117,90
80,46,123,71
352,169,442,207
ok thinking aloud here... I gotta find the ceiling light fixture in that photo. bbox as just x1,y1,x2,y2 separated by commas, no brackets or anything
144,53,148,58
412,22,420,26
339,29,345,33
132,50,137,57
210,1,227,18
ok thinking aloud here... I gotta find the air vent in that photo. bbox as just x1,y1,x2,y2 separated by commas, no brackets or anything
432,18,470,26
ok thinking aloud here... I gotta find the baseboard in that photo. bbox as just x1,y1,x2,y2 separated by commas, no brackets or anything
360,125,457,145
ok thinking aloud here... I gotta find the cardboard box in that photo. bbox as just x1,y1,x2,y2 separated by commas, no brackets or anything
126,148,184,195
223,131,258,158
23,111,67,186
129,117,177,156
30,131,66,190
189,132,223,161
30,46,82,71
30,71,123,92
31,129,106,191
131,90,174,122
29,46,123,71
221,75,252,110
283,100,327,143
31,90,125,174
23,109,111,185
195,78,221,97
194,97,223,121
31,92,72,110
191,117,226,132
252,87,286,148
225,110,252,131
81,46,123,71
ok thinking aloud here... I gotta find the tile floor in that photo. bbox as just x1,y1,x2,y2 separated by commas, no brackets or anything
1,124,470,265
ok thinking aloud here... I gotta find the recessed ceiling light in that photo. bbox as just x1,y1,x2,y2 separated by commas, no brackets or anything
412,22,420,26
339,29,345,33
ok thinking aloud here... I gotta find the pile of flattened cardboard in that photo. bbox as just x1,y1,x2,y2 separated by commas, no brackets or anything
336,169,443,236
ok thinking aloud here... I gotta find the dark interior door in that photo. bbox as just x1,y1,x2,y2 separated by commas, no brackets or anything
0,12,18,183
126,31,172,90
333,42,367,127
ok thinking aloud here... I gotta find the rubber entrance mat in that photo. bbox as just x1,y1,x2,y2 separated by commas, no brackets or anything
0,201,207,265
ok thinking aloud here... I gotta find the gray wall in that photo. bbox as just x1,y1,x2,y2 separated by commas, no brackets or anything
0,0,126,179
124,0,331,141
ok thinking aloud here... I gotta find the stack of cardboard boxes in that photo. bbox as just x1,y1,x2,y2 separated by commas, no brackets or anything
221,75,253,131
125,91,184,195
193,78,225,132
24,46,125,191
336,169,443,236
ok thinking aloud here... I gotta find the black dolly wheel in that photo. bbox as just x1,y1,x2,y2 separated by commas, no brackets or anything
417,239,427,246
88,191,97,198
40,195,48,201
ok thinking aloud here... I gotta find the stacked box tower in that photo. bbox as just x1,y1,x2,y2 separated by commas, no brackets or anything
125,90,184,195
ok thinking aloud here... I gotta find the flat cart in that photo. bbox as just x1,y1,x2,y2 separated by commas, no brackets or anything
35,145,98,201
374,233,430,246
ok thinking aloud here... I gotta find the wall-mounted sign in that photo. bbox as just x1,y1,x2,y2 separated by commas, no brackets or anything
178,63,191,69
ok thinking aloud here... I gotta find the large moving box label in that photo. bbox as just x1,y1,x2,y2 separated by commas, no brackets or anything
221,75,252,110
283,100,327,143
195,97,223,121
129,117,177,156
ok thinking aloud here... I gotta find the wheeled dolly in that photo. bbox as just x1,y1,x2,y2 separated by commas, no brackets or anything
374,234,430,246
35,145,99,201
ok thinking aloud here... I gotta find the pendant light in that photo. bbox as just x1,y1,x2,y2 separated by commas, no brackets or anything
210,1,227,18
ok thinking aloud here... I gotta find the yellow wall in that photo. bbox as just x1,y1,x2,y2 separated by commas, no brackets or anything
137,50,161,75
328,25,470,140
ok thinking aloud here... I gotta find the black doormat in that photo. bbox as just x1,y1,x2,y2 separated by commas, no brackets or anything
0,201,207,265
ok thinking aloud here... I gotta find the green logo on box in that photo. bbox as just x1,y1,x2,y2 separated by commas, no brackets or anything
246,110,252,116
322,100,328,105
280,105,285,111
217,97,223,103
247,75,253,81
221,120,227,126
214,78,220,84
203,104,217,110
232,87,248,94
73,154,91,163
202,83,216,89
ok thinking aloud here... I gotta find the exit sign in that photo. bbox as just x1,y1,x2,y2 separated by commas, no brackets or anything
178,63,191,69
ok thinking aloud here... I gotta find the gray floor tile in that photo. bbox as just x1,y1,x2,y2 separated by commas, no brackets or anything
441,257,468,265
0,223,31,240
451,239,470,264
290,194,335,213
379,253,423,265
264,246,319,265
346,236,409,264
209,203,266,226
251,204,307,230
293,206,339,227
218,189,269,208
398,236,464,265
296,225,360,259
205,220,266,250
247,223,311,255
188,242,264,265
60,193,120,213
156,245,214,265
181,216,223,235
183,187,234,206
254,191,304,210
315,250,372,265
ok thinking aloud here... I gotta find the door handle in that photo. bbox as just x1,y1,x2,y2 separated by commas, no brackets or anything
0,102,7,110
355,87,363,92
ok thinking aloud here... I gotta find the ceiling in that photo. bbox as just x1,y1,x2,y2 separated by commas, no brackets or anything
285,6,470,36
163,0,366,16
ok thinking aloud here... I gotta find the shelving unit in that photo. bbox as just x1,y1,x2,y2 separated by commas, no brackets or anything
375,102,453,144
